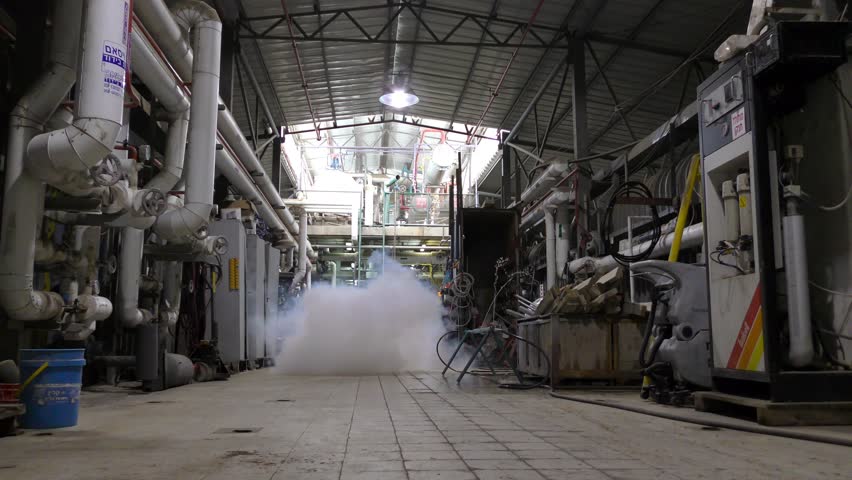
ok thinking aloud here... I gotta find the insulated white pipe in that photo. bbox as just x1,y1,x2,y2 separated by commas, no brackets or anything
160,261,182,328
569,223,705,275
544,209,557,290
154,1,221,242
129,29,190,192
555,207,570,280
117,228,152,328
135,0,316,258
291,212,309,288
0,0,82,321
28,0,129,188
330,261,337,288
783,199,814,367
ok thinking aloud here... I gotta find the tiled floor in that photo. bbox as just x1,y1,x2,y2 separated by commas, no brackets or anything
2,371,851,479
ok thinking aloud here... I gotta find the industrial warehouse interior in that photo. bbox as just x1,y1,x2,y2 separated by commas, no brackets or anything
0,0,851,478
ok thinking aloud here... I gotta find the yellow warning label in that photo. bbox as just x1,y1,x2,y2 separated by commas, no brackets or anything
229,258,239,291
739,195,747,209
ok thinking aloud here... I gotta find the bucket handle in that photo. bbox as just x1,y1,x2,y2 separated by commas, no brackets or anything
16,361,49,398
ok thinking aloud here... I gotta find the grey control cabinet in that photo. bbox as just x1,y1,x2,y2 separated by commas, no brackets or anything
265,244,281,359
245,234,266,364
208,219,246,367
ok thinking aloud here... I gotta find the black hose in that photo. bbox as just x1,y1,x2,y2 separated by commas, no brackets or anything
548,392,852,447
602,181,662,265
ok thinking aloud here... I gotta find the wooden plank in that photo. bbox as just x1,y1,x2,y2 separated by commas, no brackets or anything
695,391,852,426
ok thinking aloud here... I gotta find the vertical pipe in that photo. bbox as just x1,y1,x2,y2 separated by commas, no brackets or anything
501,132,511,207
544,209,557,290
783,197,813,367
456,161,463,264
555,207,570,280
448,177,455,269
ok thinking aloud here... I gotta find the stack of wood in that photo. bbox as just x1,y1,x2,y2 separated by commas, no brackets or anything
536,267,624,316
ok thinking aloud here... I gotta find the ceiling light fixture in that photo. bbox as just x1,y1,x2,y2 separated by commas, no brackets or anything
379,86,419,109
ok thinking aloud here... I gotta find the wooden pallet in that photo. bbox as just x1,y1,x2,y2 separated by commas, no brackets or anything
694,391,852,426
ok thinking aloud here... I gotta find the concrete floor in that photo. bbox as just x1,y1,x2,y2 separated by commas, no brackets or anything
2,371,851,480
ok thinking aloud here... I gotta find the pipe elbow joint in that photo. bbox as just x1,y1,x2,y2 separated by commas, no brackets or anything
27,119,122,182
0,283,64,322
153,203,213,243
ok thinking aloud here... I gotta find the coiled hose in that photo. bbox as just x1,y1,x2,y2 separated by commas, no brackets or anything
602,181,662,265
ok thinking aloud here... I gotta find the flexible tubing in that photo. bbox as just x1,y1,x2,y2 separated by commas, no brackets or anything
549,392,852,447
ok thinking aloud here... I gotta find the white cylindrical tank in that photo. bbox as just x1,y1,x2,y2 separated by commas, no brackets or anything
722,180,740,242
736,173,753,238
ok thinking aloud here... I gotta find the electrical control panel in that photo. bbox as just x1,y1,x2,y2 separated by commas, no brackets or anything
701,72,743,127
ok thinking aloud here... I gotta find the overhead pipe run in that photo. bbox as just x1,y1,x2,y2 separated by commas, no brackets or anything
569,223,705,275
0,0,82,321
135,0,316,257
154,0,222,243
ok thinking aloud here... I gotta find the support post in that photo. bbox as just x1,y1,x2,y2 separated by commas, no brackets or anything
571,37,589,257
271,136,282,193
501,131,511,208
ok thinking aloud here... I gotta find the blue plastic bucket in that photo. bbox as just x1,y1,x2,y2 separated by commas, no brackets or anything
18,349,86,429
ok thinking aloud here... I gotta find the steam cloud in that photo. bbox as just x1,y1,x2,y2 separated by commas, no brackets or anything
271,257,447,375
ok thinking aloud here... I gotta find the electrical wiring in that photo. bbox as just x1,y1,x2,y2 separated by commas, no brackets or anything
709,249,746,275
802,183,852,212
809,280,852,298
449,272,475,328
602,181,662,265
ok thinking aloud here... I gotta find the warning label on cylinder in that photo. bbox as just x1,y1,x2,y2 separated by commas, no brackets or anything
102,41,126,98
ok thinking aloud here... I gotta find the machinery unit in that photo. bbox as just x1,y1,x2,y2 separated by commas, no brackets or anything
245,234,266,366
698,21,851,402
265,244,282,361
632,261,712,405
208,218,246,370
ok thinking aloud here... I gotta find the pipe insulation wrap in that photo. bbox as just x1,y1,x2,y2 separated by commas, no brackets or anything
0,0,82,321
27,0,129,186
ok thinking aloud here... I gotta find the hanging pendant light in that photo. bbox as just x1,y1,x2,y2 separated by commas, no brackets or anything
379,84,419,109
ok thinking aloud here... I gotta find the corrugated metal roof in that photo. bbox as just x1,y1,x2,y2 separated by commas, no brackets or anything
232,0,750,192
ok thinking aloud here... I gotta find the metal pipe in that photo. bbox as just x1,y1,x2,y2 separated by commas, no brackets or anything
329,261,337,287
135,0,313,256
783,196,814,367
0,0,82,321
570,223,705,275
291,211,309,288
117,228,153,328
160,261,182,328
467,0,547,140
238,49,279,141
154,1,221,242
278,0,321,140
555,207,570,280
28,0,129,189
544,208,557,290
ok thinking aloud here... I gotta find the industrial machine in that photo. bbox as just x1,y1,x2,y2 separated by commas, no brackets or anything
632,261,712,405
698,21,852,401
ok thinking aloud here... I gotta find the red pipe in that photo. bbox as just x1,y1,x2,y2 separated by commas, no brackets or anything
114,143,138,161
467,0,547,143
280,0,322,140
